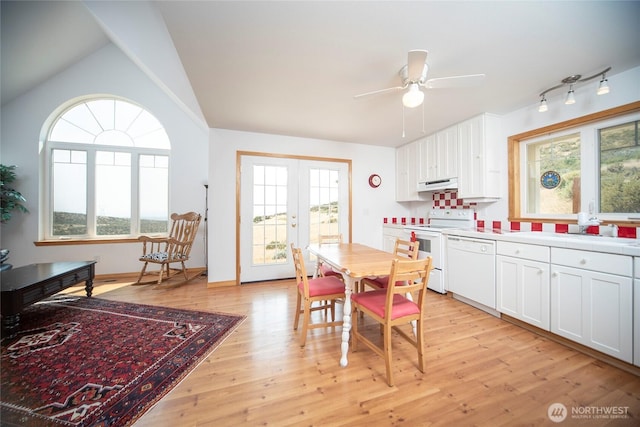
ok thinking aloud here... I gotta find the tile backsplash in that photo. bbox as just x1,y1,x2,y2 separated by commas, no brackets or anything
431,191,639,239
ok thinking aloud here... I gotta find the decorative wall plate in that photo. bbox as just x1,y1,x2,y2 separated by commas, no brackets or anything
540,170,561,189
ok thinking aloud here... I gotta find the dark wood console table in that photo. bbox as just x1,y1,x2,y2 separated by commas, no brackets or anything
1,261,96,337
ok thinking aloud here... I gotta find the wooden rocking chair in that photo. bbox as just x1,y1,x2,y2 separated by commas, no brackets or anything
135,212,202,285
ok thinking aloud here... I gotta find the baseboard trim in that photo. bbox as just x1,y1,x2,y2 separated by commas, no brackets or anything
207,280,237,288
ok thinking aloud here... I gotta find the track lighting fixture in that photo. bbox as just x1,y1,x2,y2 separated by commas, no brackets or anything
537,66,611,112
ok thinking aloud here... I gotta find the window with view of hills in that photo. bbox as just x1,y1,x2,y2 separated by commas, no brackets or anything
45,98,170,239
521,113,640,220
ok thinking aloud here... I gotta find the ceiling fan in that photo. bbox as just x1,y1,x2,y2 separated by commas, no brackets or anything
354,50,485,108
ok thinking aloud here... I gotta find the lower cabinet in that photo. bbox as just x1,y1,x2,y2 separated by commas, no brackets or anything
382,225,406,253
550,248,633,363
634,257,640,367
497,255,550,331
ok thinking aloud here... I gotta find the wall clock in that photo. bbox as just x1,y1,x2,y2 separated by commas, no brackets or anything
540,170,561,189
368,174,381,188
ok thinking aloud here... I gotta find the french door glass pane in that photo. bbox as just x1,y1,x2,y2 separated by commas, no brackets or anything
139,154,169,233
309,167,340,244
96,151,131,235
52,149,87,235
252,165,288,264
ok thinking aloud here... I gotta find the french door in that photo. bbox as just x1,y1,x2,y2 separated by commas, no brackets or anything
239,154,349,283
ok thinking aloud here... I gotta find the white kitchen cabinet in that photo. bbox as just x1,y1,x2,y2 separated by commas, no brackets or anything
417,134,436,182
396,140,425,202
550,248,633,363
418,126,458,183
382,225,406,253
497,241,550,330
457,113,501,200
634,257,639,367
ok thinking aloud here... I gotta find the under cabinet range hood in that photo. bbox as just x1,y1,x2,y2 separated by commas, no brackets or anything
417,177,458,192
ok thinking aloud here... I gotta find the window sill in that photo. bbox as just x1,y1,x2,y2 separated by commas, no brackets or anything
35,238,141,246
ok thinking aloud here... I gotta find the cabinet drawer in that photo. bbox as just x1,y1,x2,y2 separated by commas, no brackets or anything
551,247,632,276
497,241,549,262
383,225,407,238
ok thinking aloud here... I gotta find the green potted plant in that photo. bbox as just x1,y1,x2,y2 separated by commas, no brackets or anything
1,164,29,270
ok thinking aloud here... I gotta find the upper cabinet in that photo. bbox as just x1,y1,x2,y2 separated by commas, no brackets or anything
397,112,501,202
457,113,501,200
396,140,426,202
418,125,458,183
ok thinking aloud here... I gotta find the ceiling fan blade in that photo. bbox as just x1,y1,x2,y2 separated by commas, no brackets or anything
423,73,485,89
353,85,405,99
407,50,428,82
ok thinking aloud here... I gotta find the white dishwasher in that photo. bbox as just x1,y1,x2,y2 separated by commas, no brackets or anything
446,235,497,311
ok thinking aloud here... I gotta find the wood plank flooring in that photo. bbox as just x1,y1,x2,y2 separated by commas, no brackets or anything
63,275,640,426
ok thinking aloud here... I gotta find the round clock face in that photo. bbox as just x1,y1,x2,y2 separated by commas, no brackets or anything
540,170,561,189
368,174,381,188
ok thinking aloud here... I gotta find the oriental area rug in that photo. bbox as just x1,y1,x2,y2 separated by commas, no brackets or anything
1,296,245,427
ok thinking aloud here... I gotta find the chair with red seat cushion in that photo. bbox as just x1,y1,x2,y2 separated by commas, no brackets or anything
317,234,344,280
351,256,433,386
291,244,345,346
361,238,419,291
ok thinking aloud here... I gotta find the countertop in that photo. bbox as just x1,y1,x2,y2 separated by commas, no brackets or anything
442,228,640,257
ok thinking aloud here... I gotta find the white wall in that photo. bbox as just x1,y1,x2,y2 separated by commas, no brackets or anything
475,66,640,224
207,128,410,284
0,44,208,275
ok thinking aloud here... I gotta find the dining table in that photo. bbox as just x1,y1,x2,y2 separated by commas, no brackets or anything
307,242,398,367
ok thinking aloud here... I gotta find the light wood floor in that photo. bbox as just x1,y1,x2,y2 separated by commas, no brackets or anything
64,275,640,426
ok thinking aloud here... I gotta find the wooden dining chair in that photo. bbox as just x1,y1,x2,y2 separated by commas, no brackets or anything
361,238,419,290
351,256,433,387
318,234,343,279
135,212,202,285
291,244,345,346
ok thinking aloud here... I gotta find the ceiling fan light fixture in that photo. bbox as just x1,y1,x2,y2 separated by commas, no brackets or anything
402,83,424,108
597,75,610,95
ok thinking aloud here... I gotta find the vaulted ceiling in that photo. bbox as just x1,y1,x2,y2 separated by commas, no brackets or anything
3,1,640,147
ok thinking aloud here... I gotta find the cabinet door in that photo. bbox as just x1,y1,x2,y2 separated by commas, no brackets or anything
551,265,632,362
458,115,484,198
436,125,458,180
457,114,500,200
497,255,519,317
635,277,640,367
497,255,550,330
520,260,550,330
396,142,421,201
418,135,436,183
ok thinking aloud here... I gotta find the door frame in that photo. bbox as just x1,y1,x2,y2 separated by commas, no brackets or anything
236,151,352,285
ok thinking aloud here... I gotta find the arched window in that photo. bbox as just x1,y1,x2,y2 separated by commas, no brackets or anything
44,97,171,239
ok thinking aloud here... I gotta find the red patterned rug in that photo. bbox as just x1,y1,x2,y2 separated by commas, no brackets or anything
1,295,245,426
